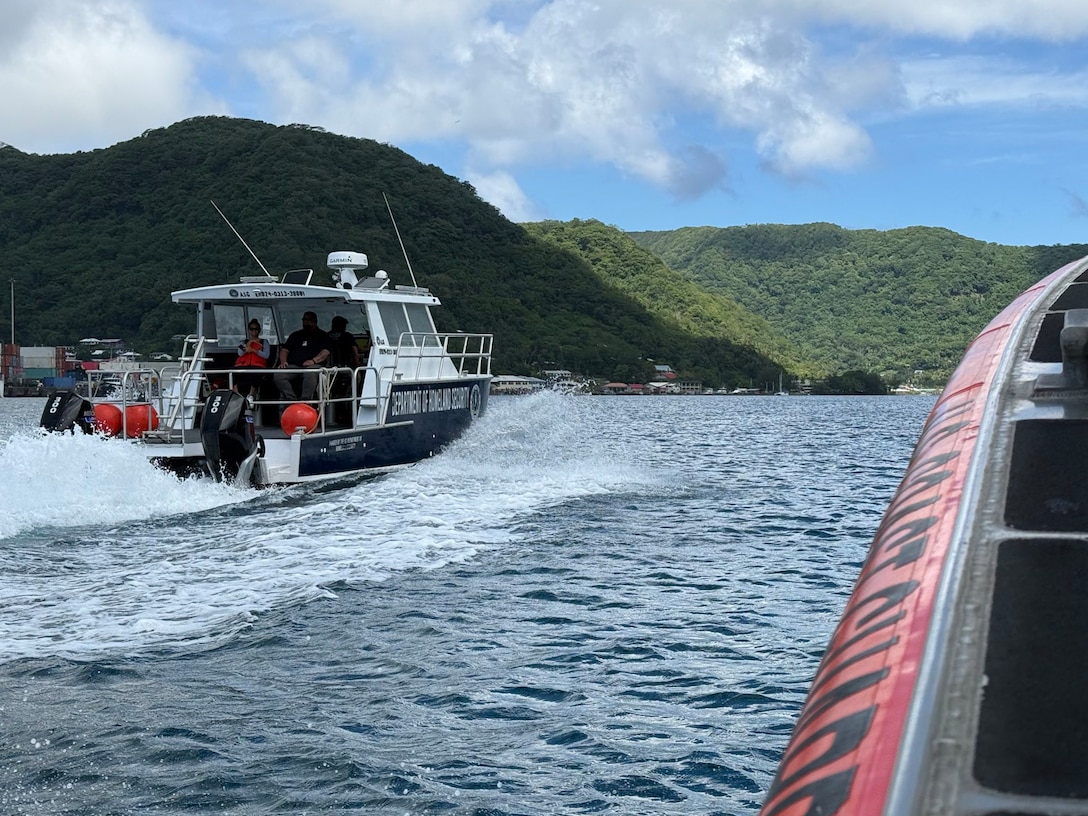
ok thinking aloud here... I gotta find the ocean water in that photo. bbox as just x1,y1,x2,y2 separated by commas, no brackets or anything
0,392,934,814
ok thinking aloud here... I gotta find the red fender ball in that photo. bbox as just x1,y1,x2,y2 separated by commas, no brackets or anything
93,403,124,436
124,404,159,437
280,403,319,435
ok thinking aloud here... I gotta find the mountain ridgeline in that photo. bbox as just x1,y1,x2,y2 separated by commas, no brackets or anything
630,224,1088,383
2,115,1086,388
0,116,786,389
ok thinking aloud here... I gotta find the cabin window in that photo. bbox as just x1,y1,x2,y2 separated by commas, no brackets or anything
276,304,366,343
211,304,246,349
378,302,412,346
406,303,440,347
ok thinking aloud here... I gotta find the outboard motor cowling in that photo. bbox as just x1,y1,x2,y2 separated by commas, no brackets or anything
40,391,96,433
199,389,260,483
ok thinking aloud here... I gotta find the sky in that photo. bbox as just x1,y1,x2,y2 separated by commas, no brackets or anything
4,1,1088,247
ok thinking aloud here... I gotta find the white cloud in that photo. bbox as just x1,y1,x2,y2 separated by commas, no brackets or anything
901,55,1088,112
236,0,890,196
773,0,1088,41
758,112,873,176
0,0,216,154
5,0,1088,216
465,168,541,222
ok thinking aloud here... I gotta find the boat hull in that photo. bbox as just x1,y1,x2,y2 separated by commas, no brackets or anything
760,255,1088,816
296,378,488,479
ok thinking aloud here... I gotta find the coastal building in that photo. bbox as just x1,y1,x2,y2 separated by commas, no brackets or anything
540,369,572,381
601,382,646,395
491,375,545,395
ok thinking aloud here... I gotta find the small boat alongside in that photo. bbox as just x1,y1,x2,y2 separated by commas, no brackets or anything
760,254,1088,815
41,251,492,485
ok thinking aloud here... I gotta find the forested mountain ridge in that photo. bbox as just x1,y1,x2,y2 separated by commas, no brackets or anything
0,116,784,388
631,223,1088,381
522,219,820,377
5,115,1086,387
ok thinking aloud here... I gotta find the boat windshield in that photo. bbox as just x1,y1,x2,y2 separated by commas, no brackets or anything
201,302,368,350
378,301,437,347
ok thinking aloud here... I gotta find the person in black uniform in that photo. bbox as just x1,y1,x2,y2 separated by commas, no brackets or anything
273,311,332,401
327,315,361,424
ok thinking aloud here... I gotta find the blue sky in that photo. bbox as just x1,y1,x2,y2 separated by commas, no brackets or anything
4,1,1088,246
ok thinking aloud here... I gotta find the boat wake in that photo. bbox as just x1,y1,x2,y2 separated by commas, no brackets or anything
0,393,654,661
0,427,254,541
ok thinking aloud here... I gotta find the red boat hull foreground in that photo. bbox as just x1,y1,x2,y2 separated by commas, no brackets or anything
761,255,1088,816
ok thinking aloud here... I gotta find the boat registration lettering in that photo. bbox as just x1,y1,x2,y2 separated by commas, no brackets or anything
332,434,364,451
389,386,471,417
227,288,307,299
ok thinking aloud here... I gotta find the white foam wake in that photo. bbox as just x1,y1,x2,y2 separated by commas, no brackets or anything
0,393,657,660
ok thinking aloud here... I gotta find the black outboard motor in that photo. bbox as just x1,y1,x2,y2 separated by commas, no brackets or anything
199,389,261,484
39,391,96,433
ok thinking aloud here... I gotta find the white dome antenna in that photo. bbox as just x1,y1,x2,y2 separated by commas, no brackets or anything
327,251,369,289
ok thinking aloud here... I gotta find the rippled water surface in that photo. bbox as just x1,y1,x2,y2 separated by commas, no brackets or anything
0,392,933,814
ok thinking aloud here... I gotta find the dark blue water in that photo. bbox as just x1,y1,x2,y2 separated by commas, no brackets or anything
0,393,933,814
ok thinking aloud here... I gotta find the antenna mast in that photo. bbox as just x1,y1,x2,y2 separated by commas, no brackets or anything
210,200,274,279
383,193,419,287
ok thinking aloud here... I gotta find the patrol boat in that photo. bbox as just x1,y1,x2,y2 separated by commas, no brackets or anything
41,251,492,485
760,253,1088,815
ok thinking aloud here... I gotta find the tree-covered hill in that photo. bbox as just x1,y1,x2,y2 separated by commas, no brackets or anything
523,219,820,377
7,115,1084,388
0,116,783,388
631,223,1088,381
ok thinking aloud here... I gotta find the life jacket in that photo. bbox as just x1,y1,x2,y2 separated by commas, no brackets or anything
235,342,269,368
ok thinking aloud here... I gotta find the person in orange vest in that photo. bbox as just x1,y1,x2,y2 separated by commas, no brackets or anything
234,319,270,399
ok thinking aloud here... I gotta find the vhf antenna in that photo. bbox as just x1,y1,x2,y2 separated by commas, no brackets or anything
383,193,419,288
210,200,274,279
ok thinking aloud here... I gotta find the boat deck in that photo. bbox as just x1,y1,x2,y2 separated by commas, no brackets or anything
917,265,1088,814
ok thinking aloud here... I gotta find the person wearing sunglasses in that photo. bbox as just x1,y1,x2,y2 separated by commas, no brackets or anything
234,320,271,399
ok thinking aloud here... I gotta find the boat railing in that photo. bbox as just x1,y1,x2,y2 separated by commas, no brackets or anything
76,367,162,402
149,363,386,436
79,333,488,440
77,367,169,437
393,332,493,379
155,335,210,434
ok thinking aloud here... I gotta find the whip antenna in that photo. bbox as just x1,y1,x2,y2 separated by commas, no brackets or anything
383,193,418,288
210,200,274,279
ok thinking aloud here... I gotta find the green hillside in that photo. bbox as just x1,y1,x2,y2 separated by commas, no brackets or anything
0,116,783,389
631,223,1088,382
6,115,1084,389
523,219,819,377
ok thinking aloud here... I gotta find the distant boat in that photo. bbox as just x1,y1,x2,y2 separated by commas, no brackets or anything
760,254,1088,815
